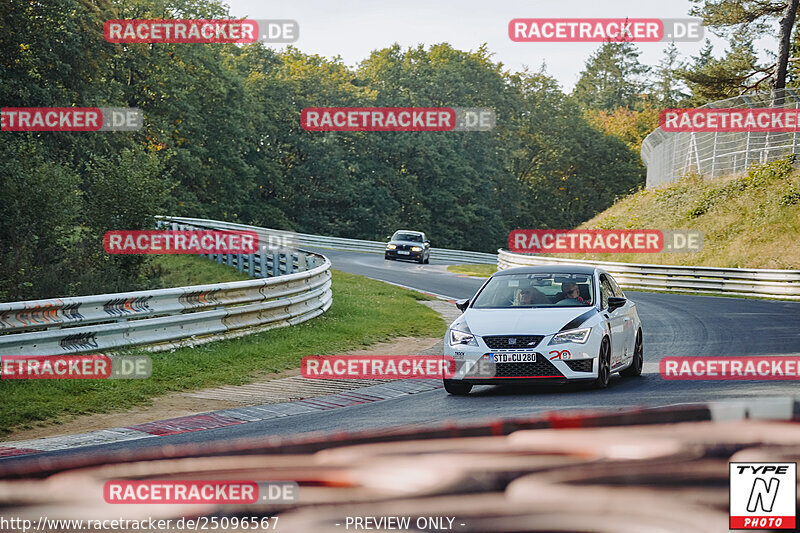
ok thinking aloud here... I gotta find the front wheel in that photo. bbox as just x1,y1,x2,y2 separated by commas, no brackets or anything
620,330,643,377
443,379,472,395
593,338,611,389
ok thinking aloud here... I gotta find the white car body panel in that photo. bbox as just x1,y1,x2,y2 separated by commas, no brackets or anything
444,267,642,385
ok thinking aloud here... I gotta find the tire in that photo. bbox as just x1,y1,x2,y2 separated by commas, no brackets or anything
423,254,430,264
593,338,611,389
620,329,643,377
443,379,472,395
417,255,425,264
385,255,393,260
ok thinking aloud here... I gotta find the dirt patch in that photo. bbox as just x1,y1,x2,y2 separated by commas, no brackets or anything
3,336,440,442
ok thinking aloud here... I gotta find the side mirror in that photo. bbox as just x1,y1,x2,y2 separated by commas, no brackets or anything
455,299,470,312
385,236,392,240
608,297,626,311
424,240,430,245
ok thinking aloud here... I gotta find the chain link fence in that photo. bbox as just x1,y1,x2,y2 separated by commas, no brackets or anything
641,88,800,187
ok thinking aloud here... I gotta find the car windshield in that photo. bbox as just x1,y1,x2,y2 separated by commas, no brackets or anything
471,273,594,309
393,233,422,242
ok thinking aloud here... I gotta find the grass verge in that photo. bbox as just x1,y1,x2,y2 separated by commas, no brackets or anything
0,258,445,437
558,156,800,269
447,264,497,278
147,254,252,286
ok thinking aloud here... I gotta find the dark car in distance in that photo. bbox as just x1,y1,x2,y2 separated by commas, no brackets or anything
385,230,431,264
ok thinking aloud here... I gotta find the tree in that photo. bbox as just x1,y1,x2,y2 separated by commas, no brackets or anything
584,102,661,153
506,70,645,230
689,0,800,103
651,43,689,107
572,42,651,111
680,28,762,103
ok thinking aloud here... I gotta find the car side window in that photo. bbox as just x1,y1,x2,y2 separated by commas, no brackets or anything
608,275,624,297
599,274,613,309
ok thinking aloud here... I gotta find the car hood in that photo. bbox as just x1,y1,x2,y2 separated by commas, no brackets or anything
389,240,424,246
460,307,597,336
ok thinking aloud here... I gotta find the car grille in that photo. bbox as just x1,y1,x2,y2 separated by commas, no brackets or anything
483,335,544,349
565,359,594,372
470,356,564,378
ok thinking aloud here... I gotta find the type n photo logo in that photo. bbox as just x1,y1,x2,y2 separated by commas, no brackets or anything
729,462,796,529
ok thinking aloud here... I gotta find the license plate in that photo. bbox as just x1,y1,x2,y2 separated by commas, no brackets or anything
486,353,536,363
398,251,410,255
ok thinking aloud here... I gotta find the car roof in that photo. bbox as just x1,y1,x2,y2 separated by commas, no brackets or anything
492,265,598,276
393,230,423,234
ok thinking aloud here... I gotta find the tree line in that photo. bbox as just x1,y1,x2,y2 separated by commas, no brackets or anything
1,0,795,301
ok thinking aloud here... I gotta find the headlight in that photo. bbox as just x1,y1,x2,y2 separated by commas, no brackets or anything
386,244,397,250
549,327,591,345
449,329,478,347
411,246,422,252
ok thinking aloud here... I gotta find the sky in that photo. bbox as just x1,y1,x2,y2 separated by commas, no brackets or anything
224,0,778,92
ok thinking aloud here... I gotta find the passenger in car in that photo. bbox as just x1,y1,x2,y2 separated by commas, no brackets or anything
518,287,549,305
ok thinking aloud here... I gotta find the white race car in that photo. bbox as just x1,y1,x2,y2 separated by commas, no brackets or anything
443,265,643,395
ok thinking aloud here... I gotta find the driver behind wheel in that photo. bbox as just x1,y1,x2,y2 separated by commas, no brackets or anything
554,281,588,304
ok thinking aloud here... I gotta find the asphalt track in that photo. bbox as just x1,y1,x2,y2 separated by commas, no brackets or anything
2,249,800,465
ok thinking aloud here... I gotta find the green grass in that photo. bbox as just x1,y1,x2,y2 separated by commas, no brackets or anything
447,264,497,277
148,254,252,286
0,260,445,436
555,156,800,269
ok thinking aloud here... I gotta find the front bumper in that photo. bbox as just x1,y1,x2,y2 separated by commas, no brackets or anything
385,249,423,259
444,332,601,383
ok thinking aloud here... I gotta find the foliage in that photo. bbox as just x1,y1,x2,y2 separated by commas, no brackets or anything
584,102,661,152
572,42,651,111
1,1,650,300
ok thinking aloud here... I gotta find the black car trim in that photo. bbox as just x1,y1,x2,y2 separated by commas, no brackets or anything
558,308,598,332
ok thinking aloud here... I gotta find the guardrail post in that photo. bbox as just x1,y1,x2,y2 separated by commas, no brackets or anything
248,254,255,277
744,132,750,170
236,254,244,273
273,253,282,276
710,132,717,178
295,252,307,272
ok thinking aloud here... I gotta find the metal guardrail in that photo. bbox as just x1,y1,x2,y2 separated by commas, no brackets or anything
161,216,499,265
0,227,332,355
497,250,800,300
641,89,800,187
166,217,800,300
